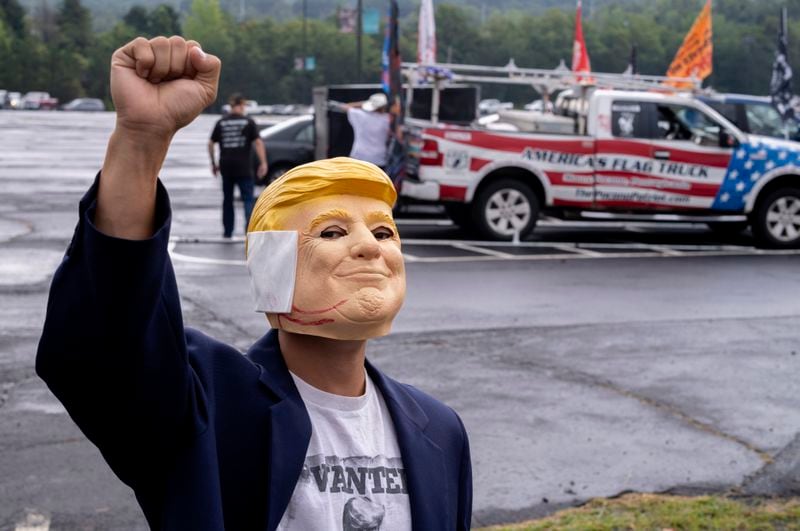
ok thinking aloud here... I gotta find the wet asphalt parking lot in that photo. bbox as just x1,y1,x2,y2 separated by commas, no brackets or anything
1,110,799,529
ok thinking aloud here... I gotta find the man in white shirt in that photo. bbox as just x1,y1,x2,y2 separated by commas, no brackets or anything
345,92,393,168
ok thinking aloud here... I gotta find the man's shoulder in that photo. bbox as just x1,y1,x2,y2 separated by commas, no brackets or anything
398,381,462,424
184,327,259,375
374,368,466,437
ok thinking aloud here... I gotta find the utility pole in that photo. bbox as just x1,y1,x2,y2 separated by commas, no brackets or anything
302,0,307,63
302,0,308,103
356,0,363,82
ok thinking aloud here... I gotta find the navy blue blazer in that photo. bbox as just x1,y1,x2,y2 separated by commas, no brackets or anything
36,180,472,530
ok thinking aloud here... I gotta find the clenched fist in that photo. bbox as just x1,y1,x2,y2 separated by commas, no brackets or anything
111,36,221,138
98,36,221,240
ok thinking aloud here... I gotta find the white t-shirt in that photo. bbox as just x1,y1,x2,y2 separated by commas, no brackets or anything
277,371,412,531
347,108,391,167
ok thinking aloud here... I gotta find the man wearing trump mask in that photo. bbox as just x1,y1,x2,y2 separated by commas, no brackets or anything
36,35,472,531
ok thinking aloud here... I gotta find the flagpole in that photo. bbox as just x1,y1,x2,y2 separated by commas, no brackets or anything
782,7,788,41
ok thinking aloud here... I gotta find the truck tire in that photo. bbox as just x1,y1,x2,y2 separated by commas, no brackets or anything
473,178,539,240
752,187,800,248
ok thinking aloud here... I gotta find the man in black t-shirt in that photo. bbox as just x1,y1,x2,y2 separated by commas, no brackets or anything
209,94,268,238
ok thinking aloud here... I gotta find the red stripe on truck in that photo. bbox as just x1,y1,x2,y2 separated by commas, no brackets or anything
598,140,731,167
440,185,467,201
470,157,491,172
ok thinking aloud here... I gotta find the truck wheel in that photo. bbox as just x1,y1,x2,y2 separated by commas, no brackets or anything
473,179,539,240
444,203,475,230
752,187,800,248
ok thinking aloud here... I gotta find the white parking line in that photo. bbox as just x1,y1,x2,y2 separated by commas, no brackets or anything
646,245,686,257
549,244,604,257
451,243,514,258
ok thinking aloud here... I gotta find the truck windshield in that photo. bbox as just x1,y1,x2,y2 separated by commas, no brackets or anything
744,103,792,138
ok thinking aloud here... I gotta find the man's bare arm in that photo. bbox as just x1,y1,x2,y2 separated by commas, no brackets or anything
254,137,268,180
96,36,221,239
208,139,219,176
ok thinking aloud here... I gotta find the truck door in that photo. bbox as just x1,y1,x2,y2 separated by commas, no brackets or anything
647,102,733,210
593,100,657,209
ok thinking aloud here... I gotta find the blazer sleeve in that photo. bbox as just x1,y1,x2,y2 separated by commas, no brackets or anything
456,414,473,531
36,175,208,486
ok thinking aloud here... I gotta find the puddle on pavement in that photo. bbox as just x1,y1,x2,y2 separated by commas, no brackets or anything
0,249,63,286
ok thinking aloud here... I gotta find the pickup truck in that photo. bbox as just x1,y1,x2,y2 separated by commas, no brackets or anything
21,91,59,110
402,89,800,248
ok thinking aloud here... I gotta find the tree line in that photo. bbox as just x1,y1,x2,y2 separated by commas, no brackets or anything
2,0,800,110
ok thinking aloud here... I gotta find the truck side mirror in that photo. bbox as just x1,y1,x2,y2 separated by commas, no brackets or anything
720,130,738,148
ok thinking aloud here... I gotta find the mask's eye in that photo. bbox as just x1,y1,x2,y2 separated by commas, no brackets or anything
372,226,395,241
320,226,347,239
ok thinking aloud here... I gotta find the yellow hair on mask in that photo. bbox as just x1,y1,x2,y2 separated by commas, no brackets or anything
247,157,397,236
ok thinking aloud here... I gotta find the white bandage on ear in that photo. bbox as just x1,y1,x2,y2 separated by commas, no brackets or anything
246,231,298,313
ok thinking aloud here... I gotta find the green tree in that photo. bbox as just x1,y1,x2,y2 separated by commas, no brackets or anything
56,0,92,54
184,0,233,59
0,0,26,36
148,4,181,36
435,3,484,65
122,5,149,34
0,18,13,86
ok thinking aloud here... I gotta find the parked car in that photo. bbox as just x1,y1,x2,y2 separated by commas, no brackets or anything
523,99,554,113
696,93,800,141
61,98,105,111
0,90,7,108
6,92,22,109
21,91,58,110
252,114,315,186
478,98,514,116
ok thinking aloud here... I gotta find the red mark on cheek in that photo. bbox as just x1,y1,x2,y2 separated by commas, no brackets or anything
283,315,336,326
275,299,348,327
291,299,348,315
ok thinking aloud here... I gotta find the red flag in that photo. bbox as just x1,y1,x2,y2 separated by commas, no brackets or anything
572,0,592,80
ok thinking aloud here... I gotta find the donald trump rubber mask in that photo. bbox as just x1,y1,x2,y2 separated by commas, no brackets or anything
245,157,405,340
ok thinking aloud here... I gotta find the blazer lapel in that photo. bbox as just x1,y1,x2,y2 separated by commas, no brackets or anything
367,361,451,531
248,331,312,531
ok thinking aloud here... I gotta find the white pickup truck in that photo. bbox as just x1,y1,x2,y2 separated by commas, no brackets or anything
402,89,800,248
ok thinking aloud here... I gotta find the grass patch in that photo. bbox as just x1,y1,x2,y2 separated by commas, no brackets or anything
479,494,800,530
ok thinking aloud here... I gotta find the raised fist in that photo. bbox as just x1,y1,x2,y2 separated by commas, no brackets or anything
110,36,221,139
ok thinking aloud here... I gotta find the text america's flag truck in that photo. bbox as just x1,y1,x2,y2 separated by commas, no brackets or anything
401,62,800,248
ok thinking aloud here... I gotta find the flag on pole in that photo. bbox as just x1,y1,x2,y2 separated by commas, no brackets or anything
622,45,638,76
666,0,713,86
572,0,592,80
770,7,796,120
382,0,402,103
382,0,406,187
418,0,436,65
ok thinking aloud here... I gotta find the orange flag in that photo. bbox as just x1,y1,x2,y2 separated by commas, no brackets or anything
666,0,713,86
